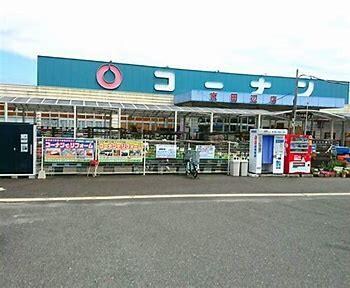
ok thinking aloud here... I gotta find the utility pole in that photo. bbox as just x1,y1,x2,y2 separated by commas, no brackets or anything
304,99,309,135
291,69,299,134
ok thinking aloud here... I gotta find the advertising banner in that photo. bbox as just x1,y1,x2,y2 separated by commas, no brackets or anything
97,139,143,163
196,145,215,159
156,144,177,159
44,138,95,162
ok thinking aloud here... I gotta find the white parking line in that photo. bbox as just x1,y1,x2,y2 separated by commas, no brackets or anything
0,187,5,192
0,192,350,203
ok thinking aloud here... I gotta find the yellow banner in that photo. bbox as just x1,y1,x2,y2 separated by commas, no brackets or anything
97,139,143,163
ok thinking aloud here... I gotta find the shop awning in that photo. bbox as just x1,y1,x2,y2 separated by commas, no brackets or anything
271,109,346,120
0,95,273,117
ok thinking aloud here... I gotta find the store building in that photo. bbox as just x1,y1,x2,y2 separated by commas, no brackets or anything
0,55,349,141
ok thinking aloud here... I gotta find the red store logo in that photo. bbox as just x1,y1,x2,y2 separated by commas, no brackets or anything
96,62,123,90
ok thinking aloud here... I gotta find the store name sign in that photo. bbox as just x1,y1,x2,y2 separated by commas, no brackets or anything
152,73,315,96
96,63,315,97
152,72,314,96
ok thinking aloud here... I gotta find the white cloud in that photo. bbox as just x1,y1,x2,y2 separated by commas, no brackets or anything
1,0,349,80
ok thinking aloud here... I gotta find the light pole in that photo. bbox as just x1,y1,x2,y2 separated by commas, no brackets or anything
291,70,313,134
291,69,299,134
304,98,310,135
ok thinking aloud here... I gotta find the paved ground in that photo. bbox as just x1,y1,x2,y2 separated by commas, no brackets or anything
1,176,350,287
1,196,350,287
1,175,350,198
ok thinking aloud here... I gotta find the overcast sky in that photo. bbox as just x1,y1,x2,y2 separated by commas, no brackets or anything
1,0,350,82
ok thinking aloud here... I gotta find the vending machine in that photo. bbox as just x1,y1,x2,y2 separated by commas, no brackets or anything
249,129,288,175
284,134,312,174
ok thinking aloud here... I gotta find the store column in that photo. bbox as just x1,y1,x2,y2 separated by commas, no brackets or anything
118,108,122,129
109,111,112,128
330,119,334,140
341,120,345,145
103,113,107,127
174,111,178,143
4,102,8,122
111,111,119,129
22,107,26,123
257,114,262,129
73,106,77,138
210,112,214,133
310,117,314,136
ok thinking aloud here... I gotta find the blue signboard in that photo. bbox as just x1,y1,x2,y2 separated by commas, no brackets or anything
175,90,345,108
37,56,349,107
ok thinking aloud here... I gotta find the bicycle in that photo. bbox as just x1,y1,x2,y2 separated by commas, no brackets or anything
184,150,200,179
159,158,171,174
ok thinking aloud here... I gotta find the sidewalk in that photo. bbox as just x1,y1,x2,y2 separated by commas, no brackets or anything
0,175,349,199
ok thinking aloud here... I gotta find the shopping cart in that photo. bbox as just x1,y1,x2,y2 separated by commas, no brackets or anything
184,150,200,178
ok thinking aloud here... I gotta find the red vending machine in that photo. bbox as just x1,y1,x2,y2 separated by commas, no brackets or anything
284,134,312,174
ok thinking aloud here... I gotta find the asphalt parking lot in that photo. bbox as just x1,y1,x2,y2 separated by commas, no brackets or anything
1,196,350,287
1,175,350,287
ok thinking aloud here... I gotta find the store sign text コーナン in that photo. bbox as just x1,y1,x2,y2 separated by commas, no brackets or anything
96,64,315,96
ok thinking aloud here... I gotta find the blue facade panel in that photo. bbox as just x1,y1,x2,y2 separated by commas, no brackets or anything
37,56,349,106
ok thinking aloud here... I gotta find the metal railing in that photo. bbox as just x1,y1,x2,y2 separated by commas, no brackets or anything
38,137,246,176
